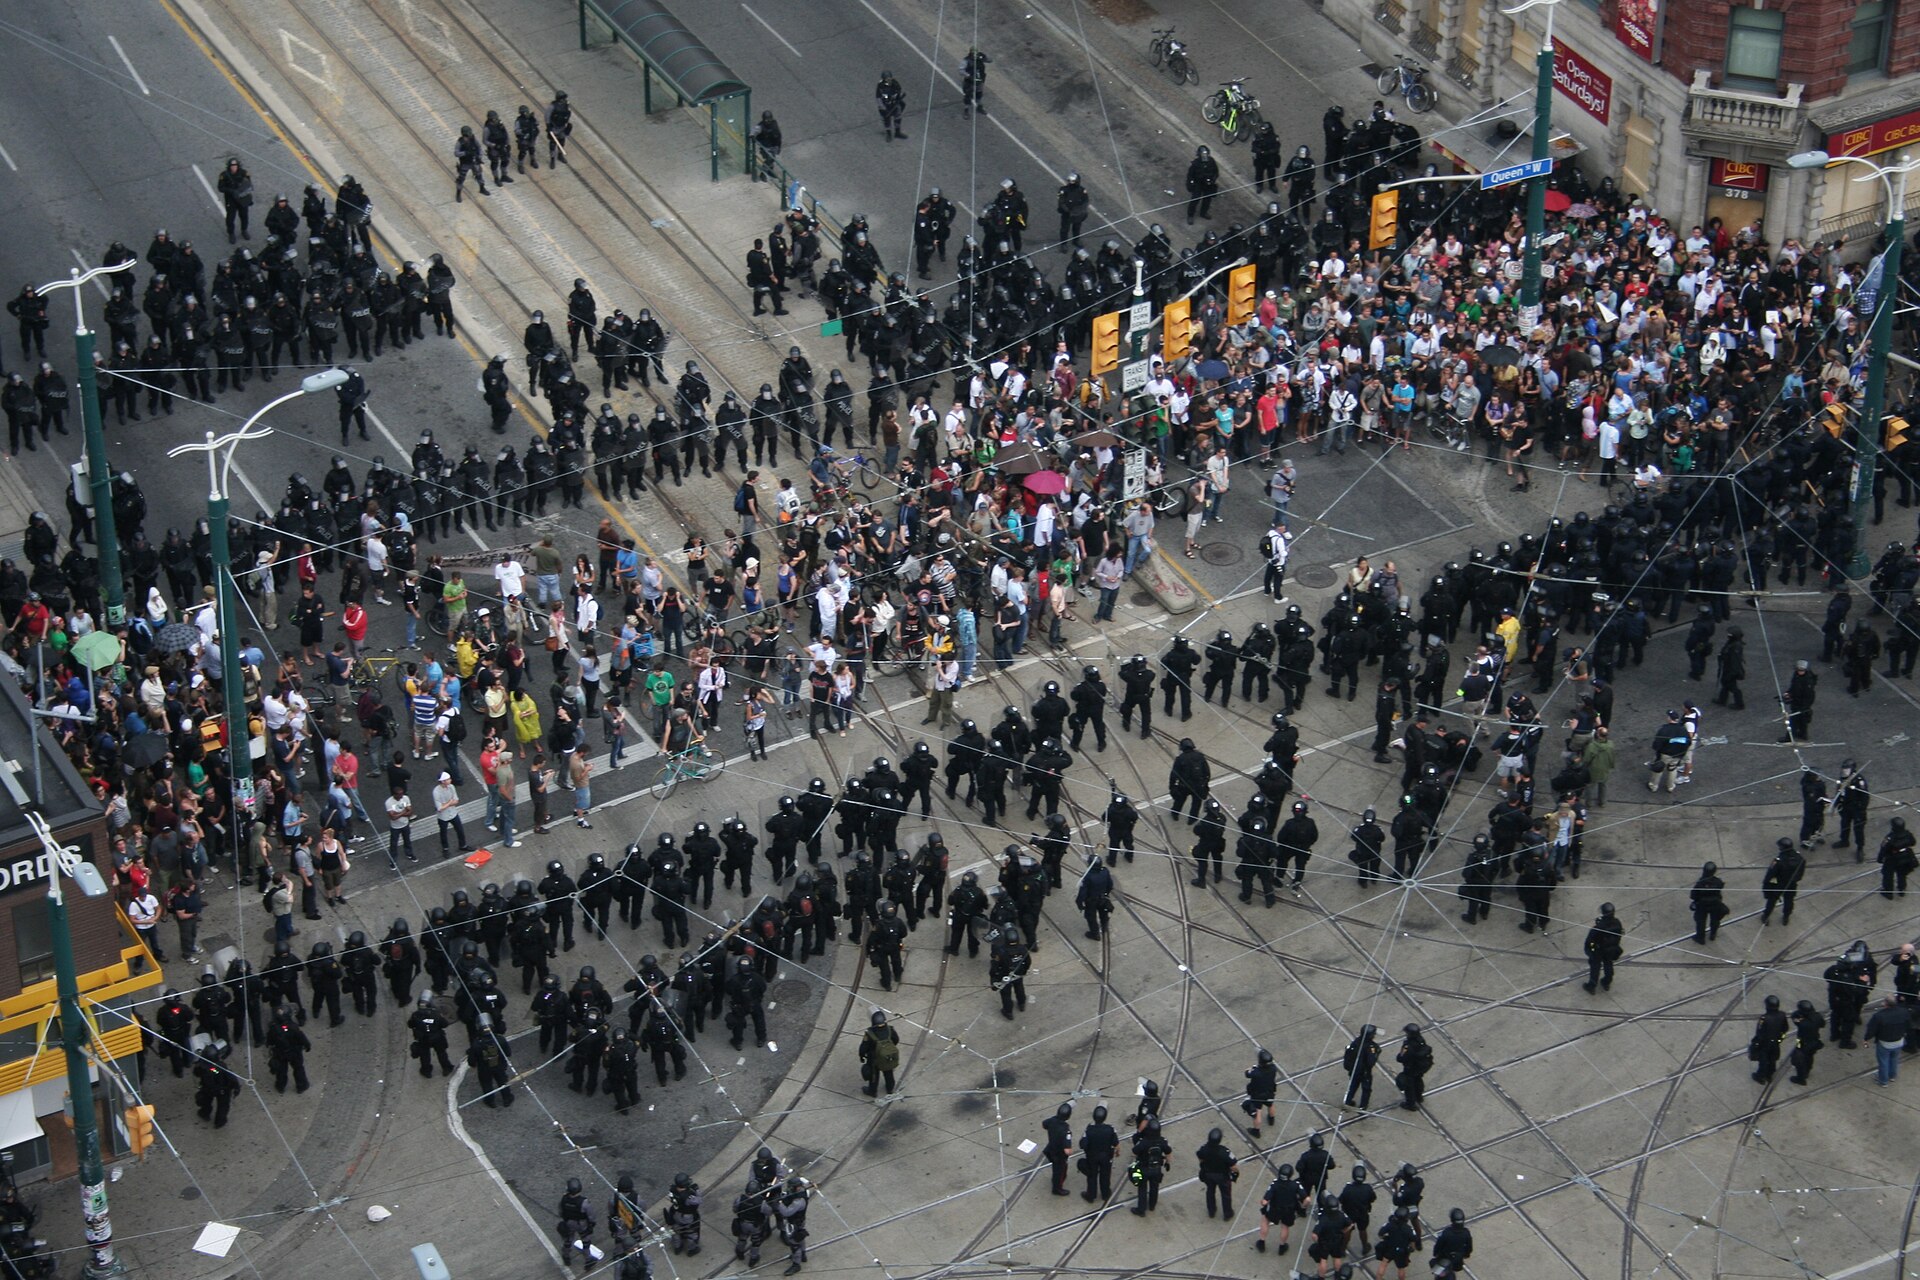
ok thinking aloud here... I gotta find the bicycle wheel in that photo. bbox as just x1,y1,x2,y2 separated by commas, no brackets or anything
1377,66,1402,95
857,461,883,491
701,751,730,782
654,763,682,799
1406,80,1436,113
1201,91,1227,124
1149,36,1165,66
1231,110,1261,144
428,602,449,636
1151,484,1191,519
1176,55,1198,85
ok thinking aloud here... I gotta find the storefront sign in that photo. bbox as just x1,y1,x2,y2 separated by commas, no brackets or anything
1827,107,1920,160
1708,159,1770,197
1613,0,1660,62
1553,45,1612,124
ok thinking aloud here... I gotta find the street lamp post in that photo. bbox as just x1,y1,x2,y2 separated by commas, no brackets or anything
23,810,119,1279
1787,148,1915,579
168,370,349,830
1504,0,1561,334
37,264,135,626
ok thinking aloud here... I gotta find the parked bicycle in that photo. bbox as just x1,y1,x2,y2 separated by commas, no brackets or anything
1147,28,1197,84
1376,57,1436,113
1200,79,1263,144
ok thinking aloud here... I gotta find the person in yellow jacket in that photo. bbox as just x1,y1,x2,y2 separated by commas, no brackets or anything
1494,607,1521,665
510,688,542,746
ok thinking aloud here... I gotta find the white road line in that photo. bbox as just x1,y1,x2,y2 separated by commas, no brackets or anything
108,35,151,96
444,1065,571,1275
0,142,16,173
71,250,109,298
190,163,225,214
740,4,802,58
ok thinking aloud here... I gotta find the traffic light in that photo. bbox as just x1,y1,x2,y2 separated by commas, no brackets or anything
1823,400,1849,438
1227,263,1258,326
1887,413,1911,453
1369,191,1400,250
1091,311,1122,376
1163,298,1194,364
126,1104,155,1157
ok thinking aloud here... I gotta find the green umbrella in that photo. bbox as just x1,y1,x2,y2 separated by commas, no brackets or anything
71,630,122,672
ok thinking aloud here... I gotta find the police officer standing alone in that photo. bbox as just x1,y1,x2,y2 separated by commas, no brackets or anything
1582,902,1623,992
875,71,906,139
1057,173,1091,249
1185,146,1220,223
1195,1128,1240,1218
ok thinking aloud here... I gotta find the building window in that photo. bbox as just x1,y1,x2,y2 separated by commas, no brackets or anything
1724,7,1784,88
1848,1,1890,74
12,904,54,988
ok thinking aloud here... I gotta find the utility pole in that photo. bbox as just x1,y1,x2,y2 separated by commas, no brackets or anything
38,264,134,625
1505,0,1562,334
25,812,121,1278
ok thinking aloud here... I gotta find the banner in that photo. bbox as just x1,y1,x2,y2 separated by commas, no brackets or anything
1827,107,1920,160
1613,0,1658,62
1553,45,1612,124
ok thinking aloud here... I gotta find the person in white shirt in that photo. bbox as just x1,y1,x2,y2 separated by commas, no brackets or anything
574,585,600,639
128,889,165,959
1593,415,1622,487
494,554,526,601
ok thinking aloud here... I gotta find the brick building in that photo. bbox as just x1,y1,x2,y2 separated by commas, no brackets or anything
0,677,161,1181
1329,0,1920,244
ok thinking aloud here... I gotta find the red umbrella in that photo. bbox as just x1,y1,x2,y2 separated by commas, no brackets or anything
1542,190,1573,214
1024,470,1068,495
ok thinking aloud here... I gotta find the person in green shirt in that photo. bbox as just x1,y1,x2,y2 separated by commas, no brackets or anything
1580,725,1616,808
442,572,469,630
643,657,676,739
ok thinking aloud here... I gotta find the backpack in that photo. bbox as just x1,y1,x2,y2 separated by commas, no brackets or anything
734,484,751,514
445,707,468,743
262,888,277,913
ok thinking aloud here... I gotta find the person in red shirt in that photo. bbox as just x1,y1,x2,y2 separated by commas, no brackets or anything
17,593,50,642
342,600,369,660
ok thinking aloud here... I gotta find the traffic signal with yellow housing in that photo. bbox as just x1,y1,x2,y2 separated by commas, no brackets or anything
1369,191,1400,250
1227,263,1258,326
126,1104,155,1157
1887,413,1911,453
1091,311,1121,376
1163,298,1194,363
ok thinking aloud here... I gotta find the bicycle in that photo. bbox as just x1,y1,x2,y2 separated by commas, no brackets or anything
1200,79,1263,144
839,450,885,492
1376,57,1436,113
653,744,729,798
349,653,402,691
1147,28,1197,85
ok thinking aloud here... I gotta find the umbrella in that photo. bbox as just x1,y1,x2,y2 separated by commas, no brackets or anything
1566,202,1599,220
991,445,1046,476
1068,429,1123,449
153,621,200,654
1195,358,1231,381
1024,470,1068,495
1481,344,1522,370
71,631,122,672
122,733,169,769
1543,190,1573,214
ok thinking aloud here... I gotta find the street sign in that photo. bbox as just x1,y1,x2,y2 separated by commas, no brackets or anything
1127,302,1152,331
1121,359,1151,393
1123,448,1147,501
1479,157,1553,190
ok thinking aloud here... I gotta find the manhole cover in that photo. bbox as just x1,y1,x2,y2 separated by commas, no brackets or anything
771,979,809,1002
1130,591,1157,607
180,1186,203,1201
1200,544,1243,566
1294,566,1338,588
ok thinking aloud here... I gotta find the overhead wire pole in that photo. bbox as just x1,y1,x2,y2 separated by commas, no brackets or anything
1788,148,1914,579
24,811,121,1278
1504,0,1561,333
38,263,135,626
169,370,349,845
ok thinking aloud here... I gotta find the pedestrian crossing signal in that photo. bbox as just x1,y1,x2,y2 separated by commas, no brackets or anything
1163,299,1194,364
1369,191,1400,251
1227,263,1258,326
1091,311,1122,376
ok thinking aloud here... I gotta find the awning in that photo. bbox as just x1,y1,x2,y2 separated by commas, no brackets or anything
1431,124,1586,176
0,1091,44,1151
